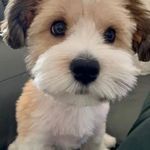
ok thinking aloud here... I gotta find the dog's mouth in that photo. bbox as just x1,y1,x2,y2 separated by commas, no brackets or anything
42,81,108,101
43,83,90,96
75,87,89,95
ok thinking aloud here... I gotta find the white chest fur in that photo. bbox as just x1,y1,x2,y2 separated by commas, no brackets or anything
31,94,110,149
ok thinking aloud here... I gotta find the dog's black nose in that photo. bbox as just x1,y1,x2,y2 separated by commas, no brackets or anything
70,58,100,85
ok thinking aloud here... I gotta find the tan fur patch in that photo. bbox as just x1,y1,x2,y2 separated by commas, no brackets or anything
16,80,40,138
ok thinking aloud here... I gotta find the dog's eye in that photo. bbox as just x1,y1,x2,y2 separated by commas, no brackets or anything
51,21,67,37
104,27,116,43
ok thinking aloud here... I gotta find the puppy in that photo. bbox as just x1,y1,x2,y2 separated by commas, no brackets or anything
2,0,150,149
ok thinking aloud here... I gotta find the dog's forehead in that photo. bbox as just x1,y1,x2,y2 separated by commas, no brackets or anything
40,0,126,14
36,0,130,32
81,0,124,5
37,0,128,26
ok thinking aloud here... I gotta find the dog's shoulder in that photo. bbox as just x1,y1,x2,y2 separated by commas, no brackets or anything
16,80,42,137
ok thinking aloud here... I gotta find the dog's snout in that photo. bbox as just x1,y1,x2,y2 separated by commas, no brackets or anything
70,57,100,85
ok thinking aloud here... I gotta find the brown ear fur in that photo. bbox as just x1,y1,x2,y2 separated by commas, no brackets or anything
2,0,40,49
127,0,150,61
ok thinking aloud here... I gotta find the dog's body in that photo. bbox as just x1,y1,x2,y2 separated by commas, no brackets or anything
1,0,150,150
9,80,111,150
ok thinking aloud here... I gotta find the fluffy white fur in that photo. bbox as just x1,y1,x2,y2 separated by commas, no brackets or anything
135,55,150,75
9,95,110,150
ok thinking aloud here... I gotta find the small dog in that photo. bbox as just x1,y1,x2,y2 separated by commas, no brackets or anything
1,0,150,150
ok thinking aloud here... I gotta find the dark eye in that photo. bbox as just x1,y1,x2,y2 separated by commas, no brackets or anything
104,27,116,43
51,20,67,37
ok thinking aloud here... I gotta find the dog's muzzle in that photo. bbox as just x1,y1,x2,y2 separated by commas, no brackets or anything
70,56,100,86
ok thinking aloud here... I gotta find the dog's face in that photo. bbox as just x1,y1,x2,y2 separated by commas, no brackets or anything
29,0,139,101
3,0,150,104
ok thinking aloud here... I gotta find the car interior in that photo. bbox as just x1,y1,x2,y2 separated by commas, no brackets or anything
0,0,150,150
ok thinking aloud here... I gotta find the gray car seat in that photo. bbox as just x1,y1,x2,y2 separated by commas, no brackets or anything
0,1,28,149
0,0,8,20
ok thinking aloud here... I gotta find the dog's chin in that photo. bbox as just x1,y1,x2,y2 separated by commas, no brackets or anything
43,86,89,96
33,82,106,106
33,79,136,107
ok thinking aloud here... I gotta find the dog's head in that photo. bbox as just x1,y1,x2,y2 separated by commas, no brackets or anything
3,0,150,104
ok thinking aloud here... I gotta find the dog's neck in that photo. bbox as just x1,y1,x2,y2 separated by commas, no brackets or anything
33,90,110,149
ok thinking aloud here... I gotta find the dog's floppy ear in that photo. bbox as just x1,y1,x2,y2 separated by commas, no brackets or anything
127,0,150,62
2,0,39,49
